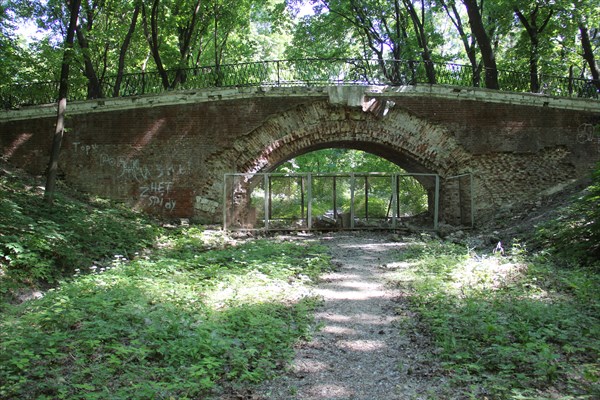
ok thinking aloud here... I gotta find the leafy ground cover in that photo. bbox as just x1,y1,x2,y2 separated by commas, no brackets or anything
2,159,598,399
386,164,600,398
0,228,330,399
0,165,159,300
389,237,599,399
0,163,331,399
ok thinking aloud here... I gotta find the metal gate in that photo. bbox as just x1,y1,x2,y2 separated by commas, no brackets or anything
223,172,440,231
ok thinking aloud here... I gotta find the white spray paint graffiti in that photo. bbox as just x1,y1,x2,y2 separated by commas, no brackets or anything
71,142,191,212
577,123,600,155
139,181,177,211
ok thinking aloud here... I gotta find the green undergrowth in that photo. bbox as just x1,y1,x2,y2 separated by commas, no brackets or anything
0,167,160,299
390,239,599,399
0,229,331,399
0,164,332,398
533,163,600,269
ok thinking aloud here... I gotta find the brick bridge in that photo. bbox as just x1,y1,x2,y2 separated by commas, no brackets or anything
1,84,599,227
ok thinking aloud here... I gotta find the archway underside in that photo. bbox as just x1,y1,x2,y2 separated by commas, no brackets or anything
228,102,472,182
264,141,438,189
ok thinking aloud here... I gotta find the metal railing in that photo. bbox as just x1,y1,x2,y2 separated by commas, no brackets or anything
1,59,598,109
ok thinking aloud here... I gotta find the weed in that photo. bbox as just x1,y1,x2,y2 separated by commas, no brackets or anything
390,238,600,398
0,229,330,398
0,166,332,398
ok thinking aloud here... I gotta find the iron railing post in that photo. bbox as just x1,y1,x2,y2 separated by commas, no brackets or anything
263,174,269,230
434,175,440,231
307,173,312,230
277,60,281,86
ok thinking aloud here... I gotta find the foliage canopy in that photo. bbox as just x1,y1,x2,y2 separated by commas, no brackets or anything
1,0,598,96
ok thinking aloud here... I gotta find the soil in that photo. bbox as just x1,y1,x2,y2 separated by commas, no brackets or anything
245,231,464,400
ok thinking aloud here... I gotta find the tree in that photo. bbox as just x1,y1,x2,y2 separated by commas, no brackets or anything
45,0,81,204
461,0,499,89
141,0,215,89
402,0,436,83
438,0,481,86
305,0,433,84
577,11,600,91
113,1,141,96
75,0,102,98
513,2,554,93
0,1,21,87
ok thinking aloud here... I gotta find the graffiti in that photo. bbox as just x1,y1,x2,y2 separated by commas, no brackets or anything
70,142,190,212
140,181,174,197
72,142,191,181
146,197,177,211
140,181,176,211
118,159,152,182
577,123,600,156
155,163,190,178
72,142,99,155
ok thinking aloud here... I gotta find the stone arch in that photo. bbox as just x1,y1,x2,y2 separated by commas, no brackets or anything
213,100,474,226
228,100,472,178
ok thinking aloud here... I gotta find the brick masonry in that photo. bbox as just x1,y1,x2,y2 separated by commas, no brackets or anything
1,85,599,225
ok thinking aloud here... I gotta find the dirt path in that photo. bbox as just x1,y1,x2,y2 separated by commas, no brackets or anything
252,232,457,400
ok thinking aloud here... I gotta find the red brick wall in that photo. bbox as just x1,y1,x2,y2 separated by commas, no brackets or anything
1,88,598,225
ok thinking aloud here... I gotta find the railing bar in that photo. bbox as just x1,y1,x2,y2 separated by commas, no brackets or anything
2,59,598,109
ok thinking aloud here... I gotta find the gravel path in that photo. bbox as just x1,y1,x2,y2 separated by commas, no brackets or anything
252,232,457,400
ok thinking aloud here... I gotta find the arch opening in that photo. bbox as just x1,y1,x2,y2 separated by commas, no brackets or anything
224,148,439,231
214,101,474,230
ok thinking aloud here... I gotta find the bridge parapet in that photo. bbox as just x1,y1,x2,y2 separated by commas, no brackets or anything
2,84,599,123
2,59,598,110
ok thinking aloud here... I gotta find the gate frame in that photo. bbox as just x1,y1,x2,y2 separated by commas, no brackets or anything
223,172,442,231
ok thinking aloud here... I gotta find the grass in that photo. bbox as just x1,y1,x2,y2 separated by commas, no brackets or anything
0,234,330,399
389,239,600,399
0,167,159,299
0,165,332,399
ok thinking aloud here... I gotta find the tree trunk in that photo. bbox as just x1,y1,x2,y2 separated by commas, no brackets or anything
142,0,170,90
462,0,499,89
579,22,600,91
514,6,553,93
113,2,141,97
76,28,103,99
45,0,82,204
403,0,436,84
441,0,480,86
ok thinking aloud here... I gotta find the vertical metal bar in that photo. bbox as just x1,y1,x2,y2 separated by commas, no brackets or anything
350,173,355,229
470,173,475,228
300,176,305,225
391,174,397,229
457,175,463,225
434,175,440,231
333,176,337,222
277,60,281,86
263,174,269,231
268,177,273,220
223,174,228,231
396,175,400,218
307,173,312,230
364,176,369,221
